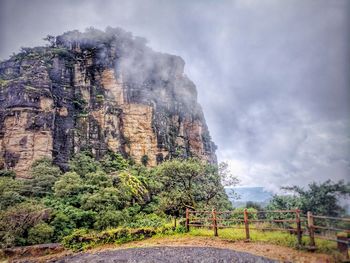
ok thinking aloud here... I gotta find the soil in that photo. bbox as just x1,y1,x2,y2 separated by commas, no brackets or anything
9,236,335,263
49,247,276,263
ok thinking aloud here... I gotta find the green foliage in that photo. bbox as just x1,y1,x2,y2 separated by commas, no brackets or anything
124,213,167,228
27,223,54,245
62,227,157,251
81,187,129,211
94,210,126,230
0,177,26,210
50,212,76,240
282,180,350,216
0,154,232,248
100,152,129,173
268,180,350,216
0,201,49,248
84,170,113,190
95,94,104,102
0,169,16,178
266,195,301,211
246,201,263,211
69,151,101,177
117,170,148,202
53,172,84,198
141,155,149,166
156,158,232,216
28,158,62,197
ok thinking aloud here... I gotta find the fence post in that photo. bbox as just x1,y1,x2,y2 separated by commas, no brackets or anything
185,208,190,232
336,233,349,260
296,209,302,247
244,208,250,241
212,209,218,237
307,211,316,249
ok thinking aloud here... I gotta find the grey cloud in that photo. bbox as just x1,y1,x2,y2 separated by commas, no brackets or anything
0,0,349,191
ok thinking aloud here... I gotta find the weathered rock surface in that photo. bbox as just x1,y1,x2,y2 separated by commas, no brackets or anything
0,28,217,178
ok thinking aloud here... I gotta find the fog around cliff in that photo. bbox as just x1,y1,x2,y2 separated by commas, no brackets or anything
0,0,349,192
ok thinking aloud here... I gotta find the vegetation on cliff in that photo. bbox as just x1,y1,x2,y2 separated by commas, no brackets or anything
0,153,232,248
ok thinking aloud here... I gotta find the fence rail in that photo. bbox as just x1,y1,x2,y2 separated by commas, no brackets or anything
185,208,349,259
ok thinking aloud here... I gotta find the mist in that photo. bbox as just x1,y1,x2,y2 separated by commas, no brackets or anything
0,0,349,192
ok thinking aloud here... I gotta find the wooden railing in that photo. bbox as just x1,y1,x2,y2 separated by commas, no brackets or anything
185,208,350,258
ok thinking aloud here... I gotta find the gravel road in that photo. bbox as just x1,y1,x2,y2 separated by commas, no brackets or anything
50,246,278,263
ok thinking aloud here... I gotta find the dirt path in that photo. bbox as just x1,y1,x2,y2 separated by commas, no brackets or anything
49,246,277,263
13,236,334,263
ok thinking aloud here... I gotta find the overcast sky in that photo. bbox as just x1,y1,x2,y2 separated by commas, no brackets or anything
1,0,349,192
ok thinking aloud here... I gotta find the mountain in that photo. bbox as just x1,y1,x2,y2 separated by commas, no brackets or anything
0,27,217,178
225,187,273,208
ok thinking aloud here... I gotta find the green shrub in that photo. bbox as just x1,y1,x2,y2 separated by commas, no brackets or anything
0,169,16,178
62,229,91,251
28,223,54,245
94,210,126,230
69,152,101,177
125,213,167,228
0,201,49,248
62,227,157,251
0,177,26,210
51,212,76,240
29,158,62,197
100,152,129,173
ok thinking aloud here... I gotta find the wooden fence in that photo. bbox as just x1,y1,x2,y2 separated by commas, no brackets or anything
185,208,350,258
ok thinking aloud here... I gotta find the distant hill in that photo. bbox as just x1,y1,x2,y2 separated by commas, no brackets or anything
225,187,273,208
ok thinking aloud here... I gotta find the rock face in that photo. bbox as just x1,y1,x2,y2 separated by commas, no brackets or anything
0,28,217,178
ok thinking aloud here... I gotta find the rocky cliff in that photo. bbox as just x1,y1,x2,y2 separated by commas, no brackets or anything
0,27,217,178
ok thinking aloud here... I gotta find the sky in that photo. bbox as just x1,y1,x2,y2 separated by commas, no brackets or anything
0,0,349,192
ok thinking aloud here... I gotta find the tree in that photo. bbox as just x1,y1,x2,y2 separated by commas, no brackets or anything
27,223,54,245
93,210,126,230
28,158,62,197
53,172,84,198
246,201,263,211
281,180,350,216
116,170,148,202
80,187,129,212
69,152,102,177
218,162,240,202
156,159,232,217
219,162,240,187
0,177,25,210
0,201,50,248
100,152,129,173
266,195,301,211
43,35,56,47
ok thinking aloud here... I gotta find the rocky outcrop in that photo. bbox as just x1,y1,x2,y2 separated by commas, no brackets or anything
0,28,217,178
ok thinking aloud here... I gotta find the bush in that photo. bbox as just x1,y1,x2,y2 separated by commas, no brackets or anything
100,152,129,173
29,158,62,197
94,210,126,230
125,213,167,228
0,177,25,210
0,201,49,248
69,152,101,177
62,227,157,251
53,172,83,198
27,223,54,245
50,212,76,240
0,169,16,178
